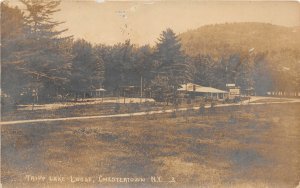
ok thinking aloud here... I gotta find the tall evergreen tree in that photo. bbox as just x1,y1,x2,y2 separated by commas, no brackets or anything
154,28,188,83
19,0,72,101
152,28,191,102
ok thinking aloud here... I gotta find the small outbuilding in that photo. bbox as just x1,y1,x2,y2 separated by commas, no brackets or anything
90,88,106,98
226,83,241,99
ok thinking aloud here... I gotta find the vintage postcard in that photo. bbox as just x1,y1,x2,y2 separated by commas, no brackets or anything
1,0,300,187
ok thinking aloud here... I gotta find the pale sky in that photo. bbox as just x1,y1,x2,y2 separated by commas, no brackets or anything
8,0,300,45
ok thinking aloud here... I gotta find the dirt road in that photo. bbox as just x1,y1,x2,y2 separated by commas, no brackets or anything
1,96,300,125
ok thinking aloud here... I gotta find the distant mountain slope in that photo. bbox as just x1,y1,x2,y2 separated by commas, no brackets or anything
179,22,300,78
179,22,300,59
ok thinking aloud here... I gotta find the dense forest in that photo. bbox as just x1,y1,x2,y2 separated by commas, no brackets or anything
1,1,300,105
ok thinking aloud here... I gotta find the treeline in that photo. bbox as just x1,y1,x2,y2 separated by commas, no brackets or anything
180,23,300,95
1,1,299,106
1,1,191,104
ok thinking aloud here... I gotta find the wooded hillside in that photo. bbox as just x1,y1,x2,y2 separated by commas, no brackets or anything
180,22,300,59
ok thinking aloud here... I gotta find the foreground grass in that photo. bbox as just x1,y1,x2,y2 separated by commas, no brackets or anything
1,103,300,187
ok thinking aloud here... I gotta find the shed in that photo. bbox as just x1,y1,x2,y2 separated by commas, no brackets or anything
90,88,106,98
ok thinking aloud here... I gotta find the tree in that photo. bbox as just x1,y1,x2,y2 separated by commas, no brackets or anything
152,28,191,103
192,55,216,87
133,45,154,80
133,45,155,98
101,40,137,93
18,0,72,102
1,2,31,104
1,2,25,41
236,55,254,91
252,54,273,95
154,28,188,81
70,39,105,98
95,41,155,98
150,75,172,103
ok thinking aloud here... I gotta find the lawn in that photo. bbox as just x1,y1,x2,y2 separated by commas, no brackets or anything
1,97,223,121
1,101,161,121
1,103,300,187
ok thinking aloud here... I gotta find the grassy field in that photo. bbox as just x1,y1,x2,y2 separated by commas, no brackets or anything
1,103,300,187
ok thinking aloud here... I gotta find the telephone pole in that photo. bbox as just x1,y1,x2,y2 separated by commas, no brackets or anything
140,76,143,103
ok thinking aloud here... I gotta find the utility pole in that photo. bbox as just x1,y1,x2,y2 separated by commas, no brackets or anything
31,88,39,111
124,89,126,104
140,75,143,103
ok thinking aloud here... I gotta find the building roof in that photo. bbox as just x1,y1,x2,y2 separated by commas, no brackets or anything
178,83,228,94
178,83,203,91
195,86,228,93
95,88,106,91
